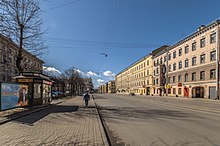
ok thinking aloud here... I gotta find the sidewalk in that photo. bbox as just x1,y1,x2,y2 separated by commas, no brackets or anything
0,98,64,124
0,96,109,146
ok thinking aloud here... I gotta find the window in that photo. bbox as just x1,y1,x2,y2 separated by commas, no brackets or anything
168,77,171,83
210,69,216,79
156,78,158,84
179,61,182,69
178,75,182,82
185,59,189,68
154,61,156,66
173,76,176,83
164,56,167,62
169,65,171,72
173,88,176,95
179,48,182,56
192,42,196,51
178,88,182,95
160,58,162,64
156,68,159,74
200,54,205,64
200,38,205,48
168,89,171,94
185,46,189,54
147,60,149,66
210,33,216,44
147,70,149,75
168,54,171,60
173,51,176,59
200,71,205,80
192,57,196,66
210,50,216,61
8,57,12,63
192,72,196,81
157,59,159,65
173,63,176,71
185,73,188,82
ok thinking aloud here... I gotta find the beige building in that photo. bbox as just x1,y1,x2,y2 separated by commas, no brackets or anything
0,34,43,82
116,54,154,95
165,21,220,99
151,20,220,99
152,46,169,96
107,80,116,93
98,83,108,93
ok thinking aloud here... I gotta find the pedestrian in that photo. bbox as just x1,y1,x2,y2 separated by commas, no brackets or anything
83,91,90,107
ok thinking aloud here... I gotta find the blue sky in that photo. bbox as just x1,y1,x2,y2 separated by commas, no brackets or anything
41,0,220,87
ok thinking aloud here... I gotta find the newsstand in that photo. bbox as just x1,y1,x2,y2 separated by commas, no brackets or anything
13,72,53,107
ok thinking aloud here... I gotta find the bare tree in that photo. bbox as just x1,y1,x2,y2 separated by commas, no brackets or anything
62,67,85,96
0,0,47,72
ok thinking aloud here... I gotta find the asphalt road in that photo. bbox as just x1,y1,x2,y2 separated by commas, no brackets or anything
94,94,220,146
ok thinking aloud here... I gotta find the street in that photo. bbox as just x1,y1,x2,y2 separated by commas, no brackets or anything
94,94,220,146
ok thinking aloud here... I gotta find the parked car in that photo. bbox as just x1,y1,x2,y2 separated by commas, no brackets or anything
129,93,135,96
52,91,58,99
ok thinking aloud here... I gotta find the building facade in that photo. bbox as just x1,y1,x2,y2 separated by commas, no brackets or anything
0,34,43,82
152,46,169,96
115,54,154,95
116,20,220,99
83,78,94,92
165,21,220,99
107,80,116,93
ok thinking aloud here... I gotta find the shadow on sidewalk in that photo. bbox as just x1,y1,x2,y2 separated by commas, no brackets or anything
8,105,79,125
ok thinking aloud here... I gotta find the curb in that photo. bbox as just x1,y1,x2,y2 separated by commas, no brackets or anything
0,101,64,125
92,95,111,146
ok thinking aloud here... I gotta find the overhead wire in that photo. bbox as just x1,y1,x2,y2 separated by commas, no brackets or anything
44,0,82,12
45,37,160,49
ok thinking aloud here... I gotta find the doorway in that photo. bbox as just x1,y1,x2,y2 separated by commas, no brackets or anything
192,87,204,98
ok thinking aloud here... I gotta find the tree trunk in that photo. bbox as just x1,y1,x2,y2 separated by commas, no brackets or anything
17,25,24,72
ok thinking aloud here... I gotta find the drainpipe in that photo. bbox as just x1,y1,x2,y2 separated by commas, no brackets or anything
216,21,220,100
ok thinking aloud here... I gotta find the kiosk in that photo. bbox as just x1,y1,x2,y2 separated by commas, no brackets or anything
13,72,53,106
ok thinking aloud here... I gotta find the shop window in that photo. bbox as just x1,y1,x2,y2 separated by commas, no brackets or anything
173,88,176,95
178,88,182,95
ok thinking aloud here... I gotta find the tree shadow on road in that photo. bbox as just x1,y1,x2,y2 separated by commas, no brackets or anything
98,106,197,122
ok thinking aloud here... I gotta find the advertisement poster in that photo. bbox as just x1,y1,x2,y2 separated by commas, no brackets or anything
1,83,29,110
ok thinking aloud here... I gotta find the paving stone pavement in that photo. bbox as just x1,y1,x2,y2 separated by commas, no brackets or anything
0,96,108,146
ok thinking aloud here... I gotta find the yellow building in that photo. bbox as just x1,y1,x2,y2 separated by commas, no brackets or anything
107,80,116,93
116,54,153,95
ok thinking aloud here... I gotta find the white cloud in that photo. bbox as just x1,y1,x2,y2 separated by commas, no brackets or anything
97,79,105,84
43,66,61,76
75,69,85,75
87,71,97,77
103,70,115,77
